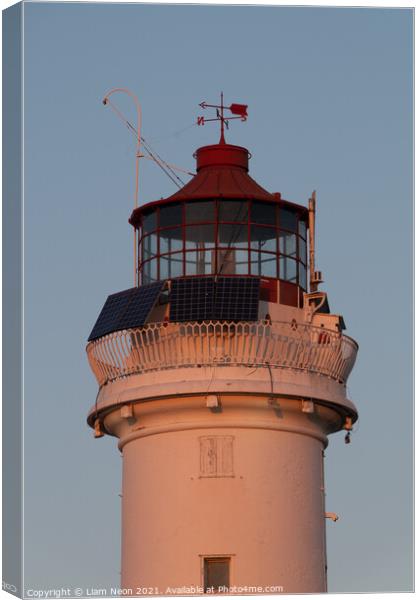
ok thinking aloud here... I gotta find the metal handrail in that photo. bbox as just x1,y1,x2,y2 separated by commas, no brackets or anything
86,320,358,388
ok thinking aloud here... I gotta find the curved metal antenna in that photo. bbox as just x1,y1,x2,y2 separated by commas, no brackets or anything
103,88,142,287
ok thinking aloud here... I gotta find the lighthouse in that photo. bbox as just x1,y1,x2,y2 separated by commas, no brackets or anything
86,97,358,594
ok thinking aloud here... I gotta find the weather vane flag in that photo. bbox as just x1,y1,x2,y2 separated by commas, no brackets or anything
197,92,248,143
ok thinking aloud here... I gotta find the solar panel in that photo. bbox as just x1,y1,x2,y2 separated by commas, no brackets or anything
88,288,134,341
169,277,260,322
118,282,164,330
88,282,164,341
169,277,215,322
214,277,260,321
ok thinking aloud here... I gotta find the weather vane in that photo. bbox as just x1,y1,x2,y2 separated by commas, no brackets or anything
197,92,248,143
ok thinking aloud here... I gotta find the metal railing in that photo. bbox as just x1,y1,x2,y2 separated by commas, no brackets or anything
86,320,358,388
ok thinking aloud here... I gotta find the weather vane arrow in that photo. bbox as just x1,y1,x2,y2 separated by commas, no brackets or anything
197,92,248,143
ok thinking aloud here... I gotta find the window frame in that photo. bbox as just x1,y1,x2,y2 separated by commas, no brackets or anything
202,555,232,594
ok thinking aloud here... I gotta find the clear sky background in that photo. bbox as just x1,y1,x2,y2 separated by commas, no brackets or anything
22,2,413,594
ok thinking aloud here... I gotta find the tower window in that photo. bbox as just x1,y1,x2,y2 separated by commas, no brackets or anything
204,557,230,593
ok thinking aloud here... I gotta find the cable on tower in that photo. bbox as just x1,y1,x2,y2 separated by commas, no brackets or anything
104,98,192,188
148,122,197,144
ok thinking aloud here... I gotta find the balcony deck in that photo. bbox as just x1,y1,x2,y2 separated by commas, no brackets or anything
87,320,358,389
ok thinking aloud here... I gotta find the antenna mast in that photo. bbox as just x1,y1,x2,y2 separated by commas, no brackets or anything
103,88,142,287
308,191,317,292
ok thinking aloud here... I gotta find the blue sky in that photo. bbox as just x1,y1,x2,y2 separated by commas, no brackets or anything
21,2,413,593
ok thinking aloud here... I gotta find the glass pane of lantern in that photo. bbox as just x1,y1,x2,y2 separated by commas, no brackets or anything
142,233,158,260
279,231,296,257
235,250,249,275
279,207,297,231
160,253,183,279
279,257,297,282
185,200,215,223
299,262,307,289
215,249,248,275
250,226,277,252
218,200,248,222
185,224,215,249
170,253,183,278
259,253,277,278
185,250,213,276
160,255,169,280
299,220,307,239
150,259,158,281
142,259,158,284
142,261,150,284
142,210,157,234
218,224,248,248
160,228,183,253
218,248,238,275
251,201,276,225
250,251,261,275
159,203,182,228
299,236,307,264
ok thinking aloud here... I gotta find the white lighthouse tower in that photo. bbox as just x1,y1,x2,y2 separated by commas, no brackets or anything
86,98,358,594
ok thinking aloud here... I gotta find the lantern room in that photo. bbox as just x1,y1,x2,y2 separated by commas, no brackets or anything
129,142,309,307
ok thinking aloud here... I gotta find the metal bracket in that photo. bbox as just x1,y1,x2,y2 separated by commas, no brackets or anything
94,418,105,439
206,395,219,408
301,399,314,414
325,512,339,522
